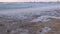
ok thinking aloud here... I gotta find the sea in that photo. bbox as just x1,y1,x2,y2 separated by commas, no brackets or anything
0,2,60,21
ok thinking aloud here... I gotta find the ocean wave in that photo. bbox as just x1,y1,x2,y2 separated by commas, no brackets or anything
0,4,60,22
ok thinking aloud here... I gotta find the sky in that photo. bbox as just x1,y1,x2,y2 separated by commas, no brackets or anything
0,0,59,2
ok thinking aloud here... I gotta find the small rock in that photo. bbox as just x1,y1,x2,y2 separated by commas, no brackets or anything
7,30,11,33
0,24,4,26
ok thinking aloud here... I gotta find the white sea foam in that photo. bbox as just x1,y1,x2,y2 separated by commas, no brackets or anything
31,15,60,22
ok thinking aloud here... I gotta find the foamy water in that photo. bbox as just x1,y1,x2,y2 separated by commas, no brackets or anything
0,3,60,22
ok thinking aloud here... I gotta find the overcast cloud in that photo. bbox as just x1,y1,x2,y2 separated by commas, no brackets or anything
0,0,59,2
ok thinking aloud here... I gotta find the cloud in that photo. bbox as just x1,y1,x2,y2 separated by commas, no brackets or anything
0,0,59,2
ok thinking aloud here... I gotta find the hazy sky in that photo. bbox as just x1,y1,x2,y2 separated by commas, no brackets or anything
0,0,59,2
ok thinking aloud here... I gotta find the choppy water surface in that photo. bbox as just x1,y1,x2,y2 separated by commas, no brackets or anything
0,2,60,22
0,2,60,21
